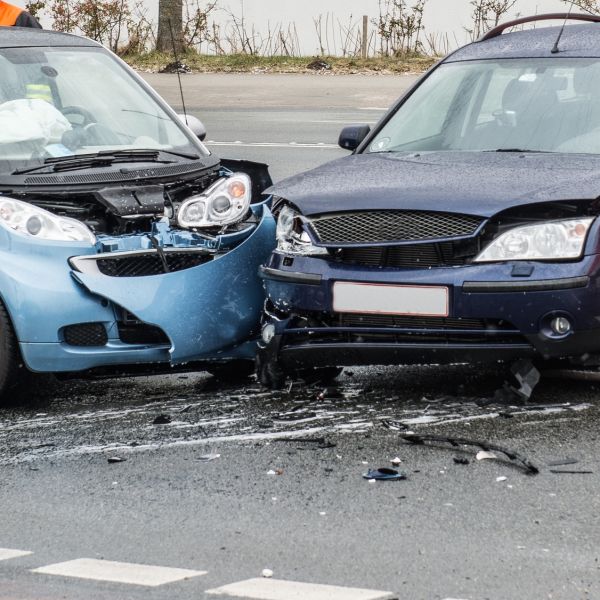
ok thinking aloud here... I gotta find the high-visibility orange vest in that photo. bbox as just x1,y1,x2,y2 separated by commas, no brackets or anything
0,2,24,26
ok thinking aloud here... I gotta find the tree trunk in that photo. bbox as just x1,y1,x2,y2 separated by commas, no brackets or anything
156,0,184,53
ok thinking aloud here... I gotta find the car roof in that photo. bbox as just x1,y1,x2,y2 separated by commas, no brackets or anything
0,26,100,48
447,23,600,62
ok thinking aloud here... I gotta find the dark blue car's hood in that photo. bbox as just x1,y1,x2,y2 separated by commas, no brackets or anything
268,152,600,217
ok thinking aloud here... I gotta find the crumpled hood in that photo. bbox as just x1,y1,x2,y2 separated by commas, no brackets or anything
268,152,600,217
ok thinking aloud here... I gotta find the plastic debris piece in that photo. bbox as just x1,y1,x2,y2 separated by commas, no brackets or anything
381,419,409,431
261,569,274,578
511,358,541,400
275,468,284,475
549,469,593,474
496,476,508,482
391,457,402,465
107,456,126,463
319,511,326,516
453,457,470,465
547,457,579,467
368,479,376,483
362,468,407,481
152,414,172,425
267,470,277,475
197,453,220,462
396,432,538,474
476,451,498,461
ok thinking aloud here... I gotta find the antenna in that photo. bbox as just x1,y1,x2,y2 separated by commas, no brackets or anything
551,1,575,54
168,18,188,124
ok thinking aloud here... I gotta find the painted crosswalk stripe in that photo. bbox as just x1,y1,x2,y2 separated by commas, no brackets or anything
0,548,33,561
205,578,395,600
31,558,206,587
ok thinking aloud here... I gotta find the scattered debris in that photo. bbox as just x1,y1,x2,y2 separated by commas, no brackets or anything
318,387,343,399
453,457,470,465
152,414,172,425
381,419,410,431
272,436,336,449
397,433,539,474
496,476,508,482
261,569,274,578
275,468,284,475
307,59,331,70
107,456,126,463
267,470,277,476
511,359,541,400
362,468,406,481
549,469,593,474
159,60,191,74
197,453,220,462
547,457,579,467
390,457,402,466
476,451,498,461
274,411,317,422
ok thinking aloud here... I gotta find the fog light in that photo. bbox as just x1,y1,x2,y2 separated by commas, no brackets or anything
262,323,275,344
550,316,571,336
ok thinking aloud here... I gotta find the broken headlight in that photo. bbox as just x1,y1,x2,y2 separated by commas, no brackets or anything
0,197,96,244
474,218,594,262
177,173,251,228
276,205,328,256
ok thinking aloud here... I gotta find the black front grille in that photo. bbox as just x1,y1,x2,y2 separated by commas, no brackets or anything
337,241,477,268
63,323,108,347
118,322,170,345
97,251,212,277
337,314,516,331
310,211,484,244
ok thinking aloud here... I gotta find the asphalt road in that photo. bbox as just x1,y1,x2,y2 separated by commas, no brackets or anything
142,72,419,181
1,74,600,600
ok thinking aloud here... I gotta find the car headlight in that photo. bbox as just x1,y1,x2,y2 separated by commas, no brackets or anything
0,197,96,244
178,173,251,229
276,205,328,256
474,218,594,262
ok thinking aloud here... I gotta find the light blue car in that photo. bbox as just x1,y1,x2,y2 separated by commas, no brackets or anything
0,27,275,400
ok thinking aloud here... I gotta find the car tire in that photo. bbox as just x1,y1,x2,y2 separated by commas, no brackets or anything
205,360,255,382
0,303,25,406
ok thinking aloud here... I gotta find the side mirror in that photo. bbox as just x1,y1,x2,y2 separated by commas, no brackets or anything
338,124,371,151
177,114,207,141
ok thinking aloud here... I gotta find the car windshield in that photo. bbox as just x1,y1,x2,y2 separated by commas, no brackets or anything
0,46,208,175
367,58,600,155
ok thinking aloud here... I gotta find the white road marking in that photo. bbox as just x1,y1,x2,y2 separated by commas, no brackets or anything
205,578,395,600
0,548,33,561
31,558,206,587
205,141,338,149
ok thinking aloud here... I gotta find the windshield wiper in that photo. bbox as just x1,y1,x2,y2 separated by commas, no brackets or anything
488,148,553,153
11,149,200,175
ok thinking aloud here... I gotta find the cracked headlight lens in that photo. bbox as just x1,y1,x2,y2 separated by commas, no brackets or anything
0,197,96,243
474,218,594,262
276,205,328,256
178,173,251,228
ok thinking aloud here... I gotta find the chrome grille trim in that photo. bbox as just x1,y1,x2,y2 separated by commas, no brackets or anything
309,211,484,245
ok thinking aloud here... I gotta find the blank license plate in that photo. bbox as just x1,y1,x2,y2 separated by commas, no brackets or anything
333,282,449,316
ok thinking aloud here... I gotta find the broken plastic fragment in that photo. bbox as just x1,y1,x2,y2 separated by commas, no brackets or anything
496,476,508,482
453,457,470,465
363,468,406,481
107,456,126,463
390,457,402,465
197,453,220,462
261,569,274,578
476,451,498,461
152,414,172,425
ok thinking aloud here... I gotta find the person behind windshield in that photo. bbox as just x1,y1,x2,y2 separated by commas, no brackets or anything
0,1,41,28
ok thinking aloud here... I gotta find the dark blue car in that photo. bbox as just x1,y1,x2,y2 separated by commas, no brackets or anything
257,13,600,388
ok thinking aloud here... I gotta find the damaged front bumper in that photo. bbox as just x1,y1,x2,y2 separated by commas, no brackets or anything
260,251,600,369
5,201,275,373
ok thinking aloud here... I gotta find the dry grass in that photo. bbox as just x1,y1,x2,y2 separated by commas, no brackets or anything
124,51,437,74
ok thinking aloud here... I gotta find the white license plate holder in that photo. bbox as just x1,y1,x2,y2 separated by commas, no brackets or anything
333,282,449,317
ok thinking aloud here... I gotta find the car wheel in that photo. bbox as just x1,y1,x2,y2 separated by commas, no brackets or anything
295,366,343,385
205,360,255,382
0,303,24,406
